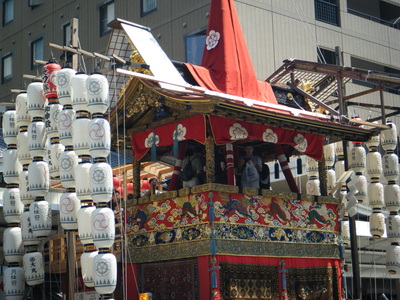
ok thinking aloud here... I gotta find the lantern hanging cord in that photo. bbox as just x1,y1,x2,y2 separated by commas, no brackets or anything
76,36,87,73
365,70,371,82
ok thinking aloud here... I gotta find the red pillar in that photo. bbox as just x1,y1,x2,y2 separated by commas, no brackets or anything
168,140,188,191
225,143,235,185
274,144,299,193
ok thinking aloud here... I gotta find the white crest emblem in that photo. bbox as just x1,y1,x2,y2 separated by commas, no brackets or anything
293,134,308,153
229,123,248,140
206,30,221,50
172,124,187,141
262,129,278,144
144,132,160,148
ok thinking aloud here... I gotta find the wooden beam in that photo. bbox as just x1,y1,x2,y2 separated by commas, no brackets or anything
287,82,340,117
348,118,390,129
94,52,111,62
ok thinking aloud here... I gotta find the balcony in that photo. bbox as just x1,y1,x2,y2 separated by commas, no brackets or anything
348,8,400,29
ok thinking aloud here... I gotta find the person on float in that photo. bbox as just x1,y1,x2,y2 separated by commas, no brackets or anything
237,144,262,188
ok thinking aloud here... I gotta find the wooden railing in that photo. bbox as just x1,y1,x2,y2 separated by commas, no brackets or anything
44,223,123,273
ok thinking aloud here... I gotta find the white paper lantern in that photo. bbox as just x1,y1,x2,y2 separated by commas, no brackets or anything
381,122,398,152
335,160,345,179
2,110,18,145
28,118,47,158
306,177,320,196
323,143,335,168
370,211,385,239
3,227,23,264
383,153,399,182
28,159,49,197
44,102,63,138
23,252,45,286
91,206,115,249
355,175,367,203
3,147,22,184
350,145,366,173
88,117,111,158
27,81,46,118
15,92,31,127
58,107,76,147
386,244,400,274
75,160,92,201
326,169,336,194
19,169,34,206
305,157,319,177
90,160,113,203
21,211,40,246
59,190,81,230
30,200,52,238
3,186,24,224
56,67,76,105
4,266,25,300
93,252,117,295
71,72,89,111
384,184,400,212
335,141,344,157
16,128,32,165
59,147,78,189
77,205,96,245
368,182,384,208
367,151,382,179
87,72,109,115
366,121,380,149
386,213,400,243
81,250,98,287
341,220,350,247
48,138,64,179
72,112,90,156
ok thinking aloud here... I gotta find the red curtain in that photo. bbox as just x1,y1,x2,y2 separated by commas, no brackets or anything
131,114,324,161
131,115,206,160
209,115,324,160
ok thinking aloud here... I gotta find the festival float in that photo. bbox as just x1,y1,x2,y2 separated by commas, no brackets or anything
3,0,400,299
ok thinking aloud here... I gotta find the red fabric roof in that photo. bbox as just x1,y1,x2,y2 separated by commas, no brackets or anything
184,0,277,104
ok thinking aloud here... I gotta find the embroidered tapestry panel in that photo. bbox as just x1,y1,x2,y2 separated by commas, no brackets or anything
219,263,279,300
287,266,339,299
138,258,199,300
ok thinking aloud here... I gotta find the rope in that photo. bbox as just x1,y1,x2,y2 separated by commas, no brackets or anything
291,0,327,64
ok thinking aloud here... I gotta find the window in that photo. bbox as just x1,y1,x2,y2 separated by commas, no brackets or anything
3,0,13,25
2,53,12,83
141,0,157,16
185,31,206,65
63,22,71,46
317,48,337,65
100,1,114,36
31,37,43,69
314,0,340,26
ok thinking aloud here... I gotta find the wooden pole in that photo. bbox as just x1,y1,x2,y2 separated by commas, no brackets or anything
67,17,79,300
336,46,361,299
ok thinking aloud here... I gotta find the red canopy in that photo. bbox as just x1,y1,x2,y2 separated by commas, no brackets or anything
131,115,323,161
184,0,277,104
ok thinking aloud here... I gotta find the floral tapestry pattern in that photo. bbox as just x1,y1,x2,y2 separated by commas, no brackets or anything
126,192,339,250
